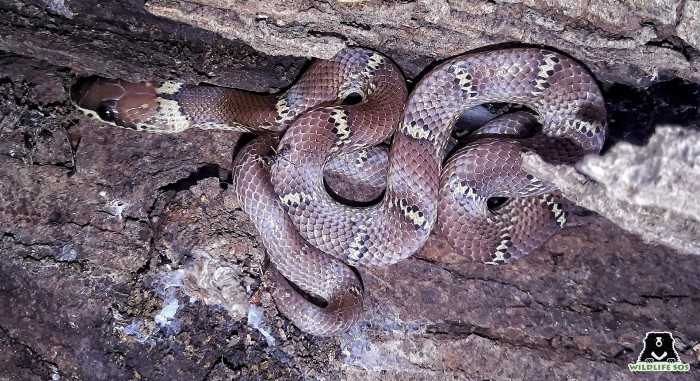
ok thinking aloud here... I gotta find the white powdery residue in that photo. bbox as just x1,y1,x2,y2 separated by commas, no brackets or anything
247,305,275,346
57,244,77,262
160,268,185,289
49,364,61,381
48,365,61,381
182,250,248,319
341,330,379,369
105,199,130,219
153,268,185,331
151,251,252,337
154,295,179,328
340,317,432,369
39,0,74,18
118,322,151,343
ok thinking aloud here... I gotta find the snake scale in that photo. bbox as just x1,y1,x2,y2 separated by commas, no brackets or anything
71,47,607,336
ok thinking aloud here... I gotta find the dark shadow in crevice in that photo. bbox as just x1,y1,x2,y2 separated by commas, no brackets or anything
603,78,700,152
158,163,224,193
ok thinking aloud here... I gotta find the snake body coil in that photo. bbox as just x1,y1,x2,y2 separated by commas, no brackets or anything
71,47,607,336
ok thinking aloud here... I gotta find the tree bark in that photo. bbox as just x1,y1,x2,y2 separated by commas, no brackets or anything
1,1,698,380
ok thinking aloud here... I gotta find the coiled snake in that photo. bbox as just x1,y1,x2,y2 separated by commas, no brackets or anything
71,47,607,336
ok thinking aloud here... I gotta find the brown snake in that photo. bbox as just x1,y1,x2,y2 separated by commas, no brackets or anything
71,47,607,336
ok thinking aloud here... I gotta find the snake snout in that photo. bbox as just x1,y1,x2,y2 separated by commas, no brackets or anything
70,77,126,123
70,78,89,106
71,78,159,130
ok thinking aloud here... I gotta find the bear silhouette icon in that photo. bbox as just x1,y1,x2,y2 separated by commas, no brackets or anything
637,332,680,363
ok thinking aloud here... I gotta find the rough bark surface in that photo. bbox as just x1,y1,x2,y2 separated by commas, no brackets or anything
1,1,699,380
145,0,700,86
523,126,700,255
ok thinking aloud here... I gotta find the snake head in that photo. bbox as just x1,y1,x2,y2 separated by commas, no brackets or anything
71,77,160,130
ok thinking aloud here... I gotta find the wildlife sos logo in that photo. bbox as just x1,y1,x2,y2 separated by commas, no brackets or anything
628,332,690,372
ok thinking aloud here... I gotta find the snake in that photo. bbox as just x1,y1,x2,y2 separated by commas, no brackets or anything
71,47,607,336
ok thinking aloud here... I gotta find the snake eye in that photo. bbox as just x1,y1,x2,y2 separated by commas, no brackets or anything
487,197,509,211
97,104,117,122
341,92,364,105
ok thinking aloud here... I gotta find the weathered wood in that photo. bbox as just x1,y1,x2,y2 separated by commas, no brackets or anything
1,1,698,380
